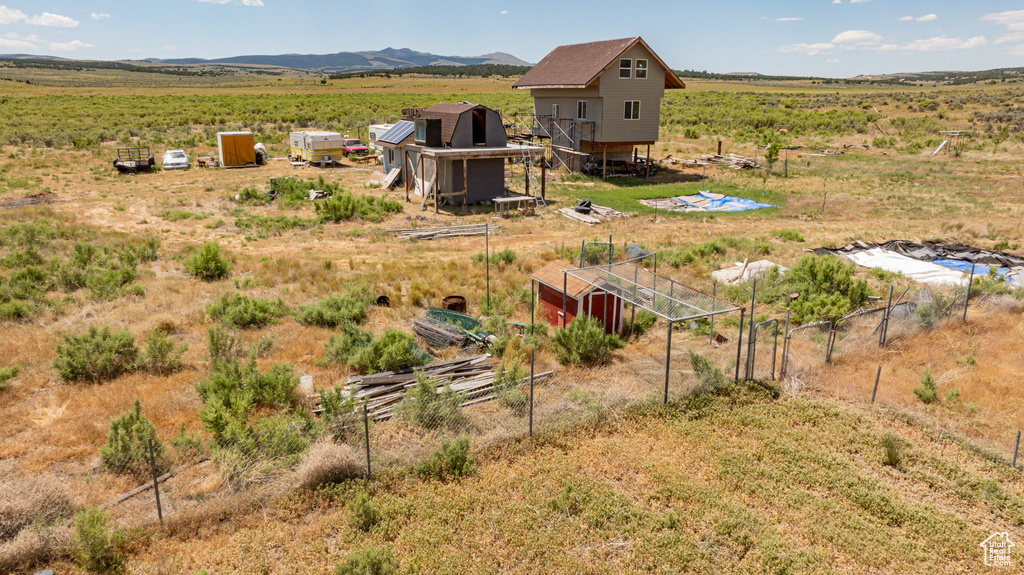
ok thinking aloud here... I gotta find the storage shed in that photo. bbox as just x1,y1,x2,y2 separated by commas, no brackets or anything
217,131,256,167
531,260,623,334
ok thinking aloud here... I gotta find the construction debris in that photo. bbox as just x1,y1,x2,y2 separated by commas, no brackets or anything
711,259,789,285
387,224,495,240
313,354,554,421
557,203,626,225
682,154,761,170
412,318,468,348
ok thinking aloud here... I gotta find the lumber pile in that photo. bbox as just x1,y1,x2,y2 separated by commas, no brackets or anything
557,204,626,225
387,224,495,240
313,354,554,421
685,154,761,170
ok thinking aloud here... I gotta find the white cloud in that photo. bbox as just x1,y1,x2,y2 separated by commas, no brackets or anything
831,30,883,45
26,12,79,28
500,10,508,15
0,36,35,50
850,0,870,3
826,58,841,63
778,42,834,56
0,5,26,24
916,14,937,22
995,31,1024,44
50,40,93,51
90,13,110,20
878,36,987,51
832,0,841,4
774,17,804,22
981,10,1024,32
898,16,913,21
240,0,264,5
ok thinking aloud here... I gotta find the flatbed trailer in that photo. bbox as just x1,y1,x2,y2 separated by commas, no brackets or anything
113,147,155,174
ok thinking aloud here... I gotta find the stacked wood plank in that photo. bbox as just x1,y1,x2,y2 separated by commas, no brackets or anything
387,224,495,240
557,204,626,225
313,354,554,421
684,154,761,170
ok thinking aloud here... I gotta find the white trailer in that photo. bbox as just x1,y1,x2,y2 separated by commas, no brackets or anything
289,131,344,165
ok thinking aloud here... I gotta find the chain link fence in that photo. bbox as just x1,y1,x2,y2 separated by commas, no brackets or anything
5,275,1021,570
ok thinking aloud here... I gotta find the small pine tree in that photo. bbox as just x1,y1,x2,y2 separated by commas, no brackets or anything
913,370,939,404
100,398,168,476
185,242,231,281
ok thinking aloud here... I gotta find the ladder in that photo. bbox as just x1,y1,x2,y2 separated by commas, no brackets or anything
518,144,546,207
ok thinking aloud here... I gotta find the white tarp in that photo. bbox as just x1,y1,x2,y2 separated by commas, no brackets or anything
844,248,968,287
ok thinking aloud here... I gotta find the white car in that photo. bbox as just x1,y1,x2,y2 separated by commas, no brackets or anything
161,149,190,170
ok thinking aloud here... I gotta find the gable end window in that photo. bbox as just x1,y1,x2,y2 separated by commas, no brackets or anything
619,58,631,79
551,103,560,118
576,100,587,120
624,100,640,121
635,59,648,80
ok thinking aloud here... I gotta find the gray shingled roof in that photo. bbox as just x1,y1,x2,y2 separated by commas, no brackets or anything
512,37,684,90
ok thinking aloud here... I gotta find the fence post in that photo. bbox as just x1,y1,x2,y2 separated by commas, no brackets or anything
1013,430,1021,468
529,348,535,437
780,309,791,378
363,403,371,481
745,279,757,380
530,280,535,334
871,365,881,404
710,284,716,346
664,320,673,404
147,437,163,524
879,286,893,347
963,262,975,322
579,239,586,268
734,309,745,383
608,233,613,266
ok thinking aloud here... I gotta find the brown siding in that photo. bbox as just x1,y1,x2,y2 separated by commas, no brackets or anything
597,44,666,143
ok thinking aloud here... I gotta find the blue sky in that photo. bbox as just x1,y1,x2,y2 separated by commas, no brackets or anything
0,1,1022,77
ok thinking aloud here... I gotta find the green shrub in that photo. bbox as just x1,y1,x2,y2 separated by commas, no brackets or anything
882,433,904,468
913,370,939,404
0,364,18,390
552,316,625,366
492,247,517,265
211,414,315,485
335,547,399,575
139,329,187,374
73,506,124,573
322,323,374,366
494,358,527,412
348,492,381,532
206,291,287,329
206,325,237,365
623,309,658,339
779,255,870,324
688,349,730,395
350,329,427,374
415,435,475,481
315,192,402,224
196,357,297,441
295,287,374,327
771,228,805,242
185,242,231,281
53,326,139,384
398,371,465,429
100,398,169,476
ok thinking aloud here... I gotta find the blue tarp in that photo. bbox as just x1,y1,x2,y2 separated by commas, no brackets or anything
932,258,1012,282
674,191,776,213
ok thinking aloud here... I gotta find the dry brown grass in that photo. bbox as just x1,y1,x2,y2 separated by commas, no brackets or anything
0,465,74,541
295,440,363,488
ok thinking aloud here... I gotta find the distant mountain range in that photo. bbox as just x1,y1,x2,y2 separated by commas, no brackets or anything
145,47,531,73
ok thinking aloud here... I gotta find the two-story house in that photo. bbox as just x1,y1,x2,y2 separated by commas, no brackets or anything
512,37,684,174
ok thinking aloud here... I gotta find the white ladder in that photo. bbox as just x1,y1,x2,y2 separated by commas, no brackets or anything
519,144,545,207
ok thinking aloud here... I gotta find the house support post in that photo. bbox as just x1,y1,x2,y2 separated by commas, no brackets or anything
418,154,425,211
646,144,651,179
462,158,468,213
524,159,530,197
540,156,546,201
602,145,607,179
403,150,409,202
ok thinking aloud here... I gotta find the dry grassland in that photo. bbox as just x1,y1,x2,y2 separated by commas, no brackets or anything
0,74,1022,573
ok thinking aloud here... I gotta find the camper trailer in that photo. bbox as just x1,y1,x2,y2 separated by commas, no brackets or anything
217,132,258,167
367,124,394,154
289,131,345,165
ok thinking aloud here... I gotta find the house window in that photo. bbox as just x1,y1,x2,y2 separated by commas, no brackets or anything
624,100,640,120
619,58,631,79
387,149,395,164
635,59,648,79
576,100,587,120
551,103,559,118
415,123,425,142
